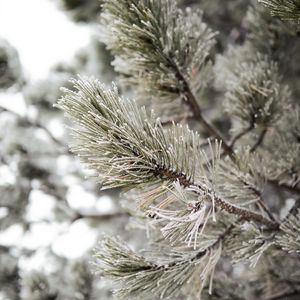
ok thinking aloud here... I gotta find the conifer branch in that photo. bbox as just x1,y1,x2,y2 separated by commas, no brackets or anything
258,0,300,24
94,235,222,298
99,0,235,155
170,67,234,157
57,79,278,229
230,123,255,148
275,209,300,254
250,128,268,152
93,219,241,298
102,0,299,205
154,163,277,228
271,180,300,195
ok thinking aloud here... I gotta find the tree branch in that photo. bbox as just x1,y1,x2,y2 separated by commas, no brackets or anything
270,180,300,196
167,65,279,224
250,128,268,152
154,163,279,229
230,123,254,148
171,63,234,159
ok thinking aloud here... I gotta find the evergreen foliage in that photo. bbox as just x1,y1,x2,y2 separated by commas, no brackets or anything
55,0,300,299
100,0,216,114
258,0,300,24
1,0,300,299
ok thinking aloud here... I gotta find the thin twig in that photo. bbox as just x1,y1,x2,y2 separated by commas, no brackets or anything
270,180,300,196
283,198,300,221
171,63,234,158
168,65,278,224
164,54,298,204
154,163,279,229
250,128,268,152
230,124,254,147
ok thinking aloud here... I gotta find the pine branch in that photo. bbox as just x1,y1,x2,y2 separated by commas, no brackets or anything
258,0,300,24
275,209,300,254
156,38,234,158
170,62,231,152
250,128,268,152
57,78,278,229
270,180,300,195
230,123,255,148
100,0,300,213
101,0,216,106
93,219,242,299
223,54,290,131
155,163,277,228
99,0,235,155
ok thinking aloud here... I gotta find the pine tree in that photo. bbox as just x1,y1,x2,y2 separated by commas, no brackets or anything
57,0,300,299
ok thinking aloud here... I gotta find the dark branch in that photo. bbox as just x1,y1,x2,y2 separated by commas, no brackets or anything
154,163,279,229
230,123,254,147
250,128,268,152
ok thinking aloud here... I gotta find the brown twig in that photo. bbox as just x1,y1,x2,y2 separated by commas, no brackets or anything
167,65,279,224
270,180,300,196
230,123,254,148
170,63,234,159
250,128,268,152
154,164,279,229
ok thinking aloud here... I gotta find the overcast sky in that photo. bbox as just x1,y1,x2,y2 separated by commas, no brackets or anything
0,0,91,80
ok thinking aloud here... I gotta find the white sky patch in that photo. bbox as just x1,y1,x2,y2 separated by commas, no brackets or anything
0,92,27,116
0,224,24,246
0,164,16,184
67,184,97,213
67,184,116,214
48,117,66,138
56,155,76,176
280,198,296,219
21,222,64,250
95,195,117,214
0,0,91,80
52,219,98,258
26,189,57,222
19,247,58,273
0,207,9,219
